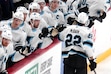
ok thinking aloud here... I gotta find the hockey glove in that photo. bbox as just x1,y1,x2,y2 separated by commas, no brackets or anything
56,24,66,32
88,20,94,28
50,28,58,37
89,59,97,71
67,17,75,25
39,27,49,39
79,6,89,13
19,46,31,56
15,46,23,51
42,27,49,37
99,11,106,19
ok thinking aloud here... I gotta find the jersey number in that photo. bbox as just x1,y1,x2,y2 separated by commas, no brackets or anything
65,34,81,47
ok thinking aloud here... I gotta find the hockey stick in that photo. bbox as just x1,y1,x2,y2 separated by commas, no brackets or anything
93,69,96,74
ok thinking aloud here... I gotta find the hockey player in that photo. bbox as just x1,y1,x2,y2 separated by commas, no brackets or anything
25,2,41,23
16,6,34,39
16,6,28,21
58,12,97,74
28,12,53,50
34,0,57,27
43,0,65,26
0,29,12,74
0,11,31,62
87,0,106,22
58,0,68,16
66,0,88,13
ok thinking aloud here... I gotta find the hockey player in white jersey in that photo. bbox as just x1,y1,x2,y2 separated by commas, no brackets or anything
58,12,96,74
58,0,68,16
87,0,106,22
28,12,53,49
16,6,34,38
66,0,88,13
34,0,57,27
43,0,65,26
0,12,32,62
1,11,31,62
0,29,12,74
25,2,41,23
16,6,28,21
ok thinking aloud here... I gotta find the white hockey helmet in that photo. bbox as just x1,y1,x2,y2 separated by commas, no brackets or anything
13,11,24,21
16,6,28,14
0,24,11,31
29,2,40,10
77,12,89,25
1,30,12,40
49,0,60,2
30,12,41,21
34,0,45,3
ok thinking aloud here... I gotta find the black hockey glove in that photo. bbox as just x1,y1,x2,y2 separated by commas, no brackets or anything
0,70,8,74
56,24,66,32
99,11,106,19
89,59,97,71
15,46,23,51
79,6,89,13
67,17,75,25
39,27,49,39
88,20,94,28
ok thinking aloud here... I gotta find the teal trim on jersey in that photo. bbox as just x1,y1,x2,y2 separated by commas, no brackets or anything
8,23,20,30
53,10,57,13
83,40,93,47
20,22,24,27
47,26,53,28
40,11,44,15
32,28,37,32
62,50,87,59
69,50,87,58
11,52,16,61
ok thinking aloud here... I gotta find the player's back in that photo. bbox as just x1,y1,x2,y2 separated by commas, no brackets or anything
59,25,92,52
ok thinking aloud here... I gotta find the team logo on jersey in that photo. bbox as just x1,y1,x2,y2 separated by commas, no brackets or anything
56,15,59,19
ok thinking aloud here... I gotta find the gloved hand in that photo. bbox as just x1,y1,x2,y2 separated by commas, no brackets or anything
89,59,97,71
0,70,8,74
15,46,23,51
19,46,31,56
88,20,94,28
50,28,58,37
39,27,49,39
56,24,66,32
67,17,75,25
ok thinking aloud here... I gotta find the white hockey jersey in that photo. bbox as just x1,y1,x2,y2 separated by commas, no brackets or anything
19,21,33,37
59,25,94,58
43,6,65,25
87,0,106,17
40,11,57,27
58,0,68,15
0,43,6,72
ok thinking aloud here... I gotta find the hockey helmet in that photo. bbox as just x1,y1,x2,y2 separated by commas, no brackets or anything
13,11,24,21
34,0,45,3
28,2,40,10
77,12,89,26
0,24,11,31
16,6,28,14
49,0,60,2
30,12,41,21
1,30,12,40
